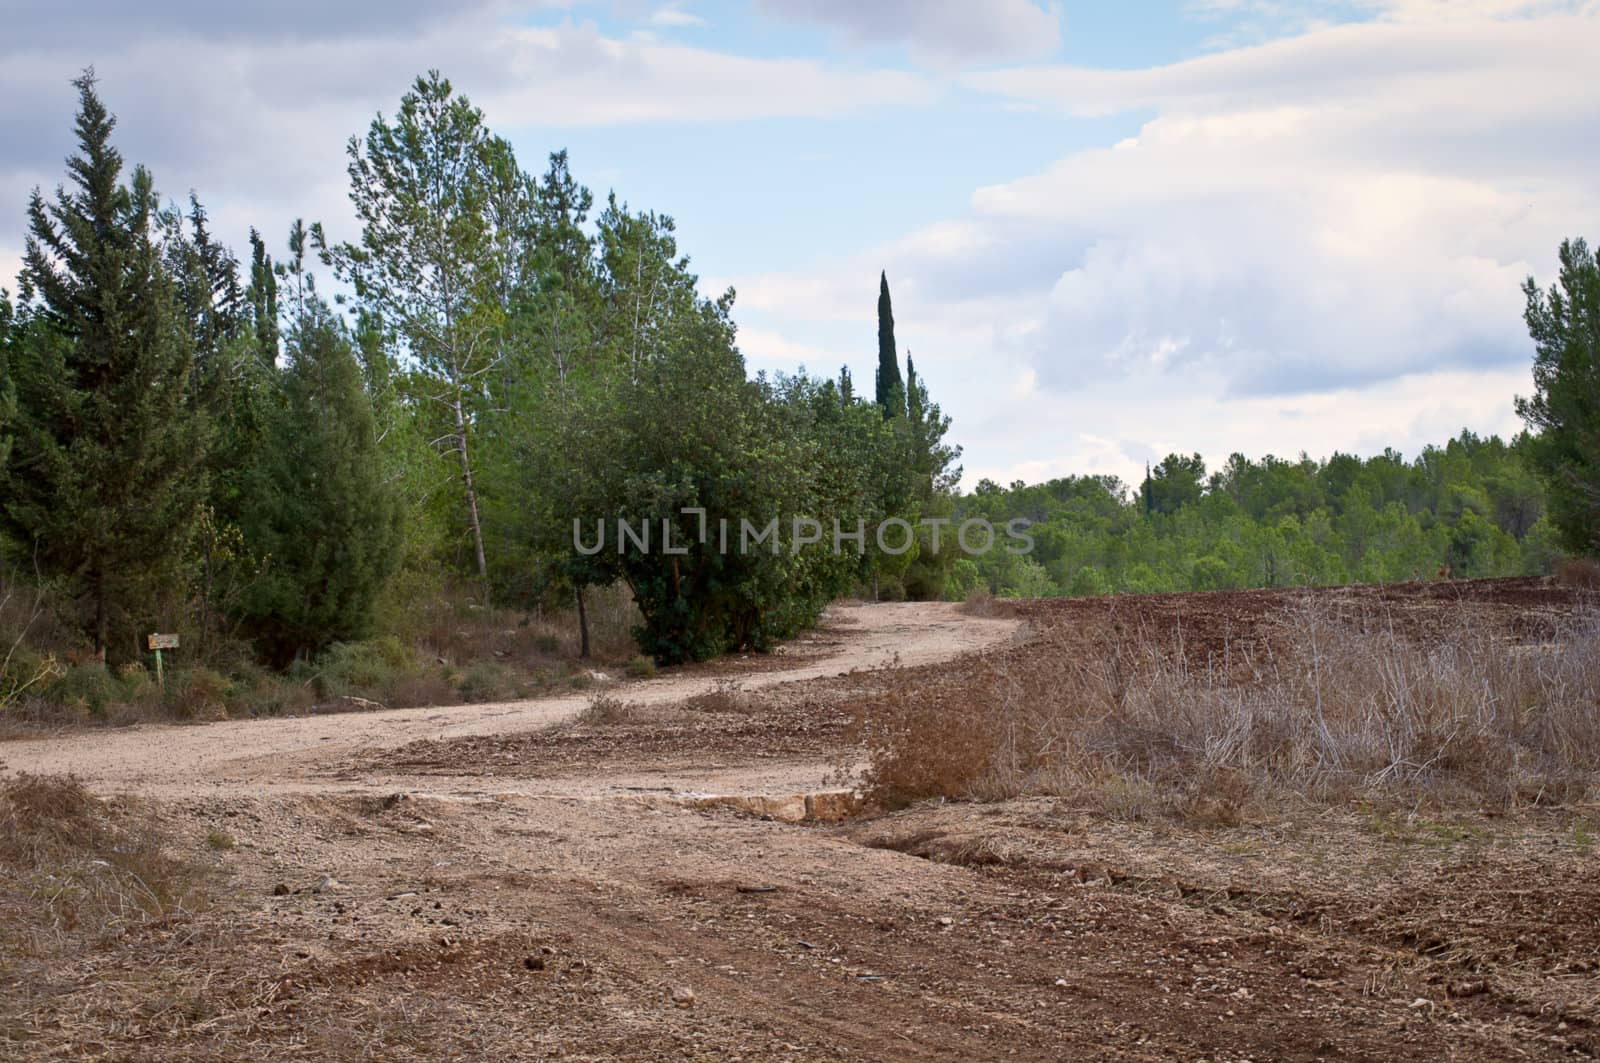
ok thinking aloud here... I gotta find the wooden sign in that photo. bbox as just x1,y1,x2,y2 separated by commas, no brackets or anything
147,633,180,651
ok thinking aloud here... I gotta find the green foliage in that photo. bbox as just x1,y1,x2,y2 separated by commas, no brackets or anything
234,284,403,665
1517,237,1600,558
875,271,904,418
324,71,520,589
0,73,207,659
0,290,14,470
958,433,1548,598
308,636,417,699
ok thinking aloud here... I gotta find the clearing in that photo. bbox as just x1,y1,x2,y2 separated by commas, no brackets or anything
2,585,1596,1061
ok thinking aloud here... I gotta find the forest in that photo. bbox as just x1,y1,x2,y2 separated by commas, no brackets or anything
0,69,1596,721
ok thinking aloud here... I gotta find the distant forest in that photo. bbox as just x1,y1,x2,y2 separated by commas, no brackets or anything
950,433,1554,600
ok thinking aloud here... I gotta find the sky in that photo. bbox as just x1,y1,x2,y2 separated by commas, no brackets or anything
1,0,1596,490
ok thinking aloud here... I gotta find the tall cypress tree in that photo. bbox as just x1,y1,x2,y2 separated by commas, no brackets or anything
1,73,205,658
875,270,904,418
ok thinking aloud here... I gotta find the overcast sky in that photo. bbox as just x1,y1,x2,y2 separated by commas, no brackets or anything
2,0,1596,489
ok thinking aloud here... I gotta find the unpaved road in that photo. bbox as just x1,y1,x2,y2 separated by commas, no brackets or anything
0,601,1018,799
5,586,1597,1061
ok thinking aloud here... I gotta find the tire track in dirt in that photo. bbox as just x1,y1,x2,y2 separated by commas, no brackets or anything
0,601,1020,799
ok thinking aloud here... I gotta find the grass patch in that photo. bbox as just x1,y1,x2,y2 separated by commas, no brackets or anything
0,775,211,967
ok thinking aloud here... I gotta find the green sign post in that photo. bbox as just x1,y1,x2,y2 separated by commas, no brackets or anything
147,633,179,688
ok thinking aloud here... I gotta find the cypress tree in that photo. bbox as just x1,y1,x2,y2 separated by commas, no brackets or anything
875,270,904,418
236,295,402,665
1,73,205,658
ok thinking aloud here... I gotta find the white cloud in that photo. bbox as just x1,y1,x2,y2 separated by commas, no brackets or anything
649,3,705,27
734,325,852,371
734,6,1593,486
753,0,1061,65
957,13,1600,397
483,24,932,125
0,8,934,287
0,246,21,294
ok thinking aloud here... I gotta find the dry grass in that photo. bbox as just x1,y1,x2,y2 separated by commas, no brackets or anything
855,599,1600,818
1556,557,1600,591
0,775,210,966
958,587,997,617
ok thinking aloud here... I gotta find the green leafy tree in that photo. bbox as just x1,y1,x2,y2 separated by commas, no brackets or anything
1,73,205,658
236,282,402,665
325,71,514,592
1516,237,1600,557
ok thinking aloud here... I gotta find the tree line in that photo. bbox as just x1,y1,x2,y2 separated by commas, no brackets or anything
1,70,1596,677
0,71,959,668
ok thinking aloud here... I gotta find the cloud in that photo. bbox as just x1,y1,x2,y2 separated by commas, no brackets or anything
753,0,1062,65
0,246,20,296
732,5,1593,486
0,6,933,289
947,12,1599,398
649,3,705,27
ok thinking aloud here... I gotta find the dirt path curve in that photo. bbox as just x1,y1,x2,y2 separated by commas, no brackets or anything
0,601,1019,798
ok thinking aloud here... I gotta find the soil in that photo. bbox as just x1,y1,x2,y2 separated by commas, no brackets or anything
2,582,1597,1061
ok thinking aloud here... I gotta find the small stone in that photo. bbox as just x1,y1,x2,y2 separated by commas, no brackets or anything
314,875,339,894
523,955,546,971
271,883,290,897
937,916,954,927
671,986,696,1008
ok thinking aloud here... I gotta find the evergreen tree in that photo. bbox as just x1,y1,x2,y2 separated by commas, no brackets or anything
246,227,279,359
875,271,904,418
236,288,402,665
1516,237,1600,557
0,291,14,471
1,73,205,658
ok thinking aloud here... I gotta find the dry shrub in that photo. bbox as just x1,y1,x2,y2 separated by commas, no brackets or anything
856,600,1600,816
681,681,757,715
0,775,209,965
960,587,996,617
576,693,643,725
1556,557,1600,592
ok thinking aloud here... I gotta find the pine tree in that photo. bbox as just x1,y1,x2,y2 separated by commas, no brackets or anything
236,290,402,665
246,228,279,360
875,271,904,418
1517,237,1600,556
1,73,205,658
0,292,14,469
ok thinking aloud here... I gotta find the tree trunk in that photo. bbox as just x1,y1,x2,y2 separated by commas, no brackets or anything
93,568,108,662
575,585,590,660
452,396,489,596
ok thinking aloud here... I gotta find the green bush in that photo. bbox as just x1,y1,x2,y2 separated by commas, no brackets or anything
46,663,123,715
625,654,657,679
458,660,515,702
312,636,416,698
165,667,232,720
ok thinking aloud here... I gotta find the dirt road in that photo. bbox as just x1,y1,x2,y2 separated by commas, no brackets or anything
4,588,1595,1061
0,601,1018,799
